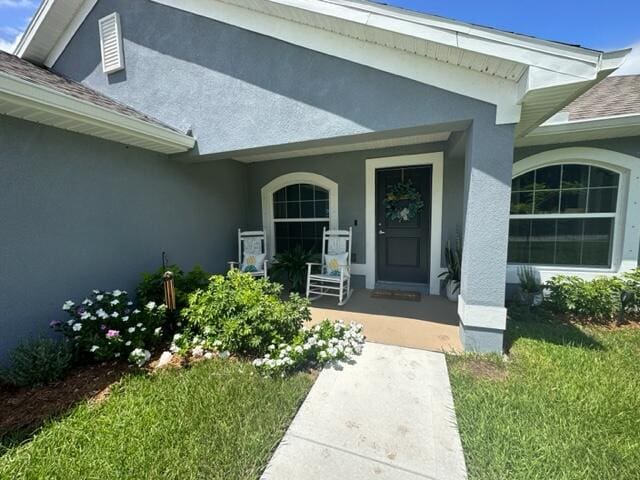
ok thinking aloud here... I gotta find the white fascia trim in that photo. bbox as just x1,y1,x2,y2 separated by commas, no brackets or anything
14,0,54,58
45,0,98,68
530,113,640,136
261,172,339,259
152,0,521,124
511,147,640,279
0,72,195,153
457,295,507,331
365,152,444,295
239,0,604,77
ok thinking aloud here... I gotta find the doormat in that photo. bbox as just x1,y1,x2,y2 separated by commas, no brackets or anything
370,289,421,302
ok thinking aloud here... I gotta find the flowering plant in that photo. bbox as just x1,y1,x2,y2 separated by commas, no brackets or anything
252,319,365,376
52,289,166,365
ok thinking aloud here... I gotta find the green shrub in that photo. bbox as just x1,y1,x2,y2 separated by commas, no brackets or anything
182,270,310,355
544,269,640,322
52,289,166,364
136,264,210,315
0,338,72,387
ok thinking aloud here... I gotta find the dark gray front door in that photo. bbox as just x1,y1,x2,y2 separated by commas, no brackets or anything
376,166,431,284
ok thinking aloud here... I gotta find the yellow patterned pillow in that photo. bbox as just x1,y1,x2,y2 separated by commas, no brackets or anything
242,253,265,273
324,253,349,276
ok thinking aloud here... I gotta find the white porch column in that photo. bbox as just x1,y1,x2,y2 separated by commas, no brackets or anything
458,121,516,352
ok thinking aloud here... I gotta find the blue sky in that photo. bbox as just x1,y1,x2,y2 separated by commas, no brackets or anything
0,0,639,73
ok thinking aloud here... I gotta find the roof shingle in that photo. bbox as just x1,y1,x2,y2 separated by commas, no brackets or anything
562,75,640,121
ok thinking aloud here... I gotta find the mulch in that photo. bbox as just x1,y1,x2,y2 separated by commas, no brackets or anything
0,361,132,438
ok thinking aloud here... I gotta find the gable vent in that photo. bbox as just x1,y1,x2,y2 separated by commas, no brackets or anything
98,13,124,74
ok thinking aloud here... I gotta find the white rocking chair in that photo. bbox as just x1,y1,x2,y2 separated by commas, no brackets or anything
228,229,268,278
306,227,353,306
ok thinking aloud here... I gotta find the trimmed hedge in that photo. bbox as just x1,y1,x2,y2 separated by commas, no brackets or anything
544,269,640,322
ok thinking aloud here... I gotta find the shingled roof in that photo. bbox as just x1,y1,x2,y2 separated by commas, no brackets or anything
0,51,183,134
562,75,640,121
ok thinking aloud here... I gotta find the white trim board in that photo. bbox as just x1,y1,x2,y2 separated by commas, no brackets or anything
365,153,444,295
509,147,640,282
260,172,339,259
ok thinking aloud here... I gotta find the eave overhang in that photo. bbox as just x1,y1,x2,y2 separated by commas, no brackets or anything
0,71,196,154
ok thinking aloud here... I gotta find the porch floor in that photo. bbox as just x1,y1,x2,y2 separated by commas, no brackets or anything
307,289,462,352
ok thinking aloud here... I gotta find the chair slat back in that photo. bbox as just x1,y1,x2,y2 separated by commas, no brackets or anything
321,227,352,270
238,229,266,264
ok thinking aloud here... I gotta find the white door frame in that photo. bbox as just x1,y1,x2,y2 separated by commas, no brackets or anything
365,152,444,294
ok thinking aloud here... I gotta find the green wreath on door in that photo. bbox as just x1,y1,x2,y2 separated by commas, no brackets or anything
383,180,425,223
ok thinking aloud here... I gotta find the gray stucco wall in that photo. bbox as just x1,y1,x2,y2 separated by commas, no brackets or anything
515,136,640,162
0,115,247,362
53,0,498,156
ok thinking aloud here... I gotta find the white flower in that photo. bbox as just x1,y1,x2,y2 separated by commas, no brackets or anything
96,308,108,319
90,345,99,352
136,322,143,328
125,340,131,346
112,289,122,297
173,333,182,341
72,323,82,332
294,345,303,354
122,316,129,322
80,312,91,320
219,351,230,360
319,351,328,359
213,340,223,347
129,348,151,367
62,300,74,311
252,358,263,367
268,344,276,351
92,289,100,294
140,327,146,332
66,319,75,326
127,301,133,306
192,346,204,358
133,309,141,314
204,352,214,360
145,301,156,311
128,327,136,333
114,352,121,358
96,294,104,301
110,299,119,306
154,327,162,336
82,298,92,305
111,311,119,318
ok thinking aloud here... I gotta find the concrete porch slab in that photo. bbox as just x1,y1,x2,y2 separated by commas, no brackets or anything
261,343,467,480
308,289,462,352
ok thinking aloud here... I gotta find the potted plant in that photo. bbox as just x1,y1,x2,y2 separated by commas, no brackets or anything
439,237,462,302
517,266,543,307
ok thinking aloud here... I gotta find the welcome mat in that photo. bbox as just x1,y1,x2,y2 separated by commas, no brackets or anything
370,289,421,302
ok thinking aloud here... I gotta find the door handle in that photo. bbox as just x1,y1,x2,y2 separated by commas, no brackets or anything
378,229,386,235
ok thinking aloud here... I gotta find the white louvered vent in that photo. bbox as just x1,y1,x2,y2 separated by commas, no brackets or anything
98,12,124,74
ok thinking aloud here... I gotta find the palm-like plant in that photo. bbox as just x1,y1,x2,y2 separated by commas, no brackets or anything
271,245,319,293
439,237,462,294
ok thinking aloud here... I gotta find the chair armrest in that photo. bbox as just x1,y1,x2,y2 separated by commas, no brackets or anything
228,261,239,270
306,262,322,266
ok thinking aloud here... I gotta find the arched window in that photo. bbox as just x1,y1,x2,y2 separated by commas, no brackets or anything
272,183,330,254
508,163,620,267
261,172,339,258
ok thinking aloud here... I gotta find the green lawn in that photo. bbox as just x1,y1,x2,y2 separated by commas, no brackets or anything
0,359,313,480
448,309,640,480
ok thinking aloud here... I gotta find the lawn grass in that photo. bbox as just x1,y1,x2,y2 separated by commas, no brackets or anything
0,359,314,479
448,309,640,480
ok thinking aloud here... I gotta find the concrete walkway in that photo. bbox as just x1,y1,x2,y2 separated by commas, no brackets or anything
261,342,467,480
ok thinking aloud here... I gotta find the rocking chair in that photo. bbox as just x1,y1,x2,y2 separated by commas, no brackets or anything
228,229,268,278
306,227,353,306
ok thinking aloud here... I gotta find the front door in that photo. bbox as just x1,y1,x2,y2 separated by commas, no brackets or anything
376,166,431,284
